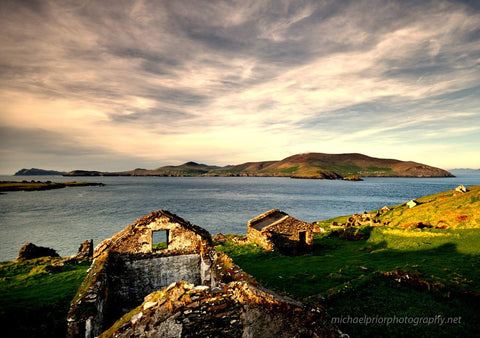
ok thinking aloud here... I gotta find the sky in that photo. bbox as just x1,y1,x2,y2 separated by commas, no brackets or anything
1,0,480,174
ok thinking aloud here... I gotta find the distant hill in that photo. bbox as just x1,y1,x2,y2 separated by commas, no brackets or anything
151,162,223,176
15,168,66,176
450,168,480,175
63,153,454,179
209,153,453,178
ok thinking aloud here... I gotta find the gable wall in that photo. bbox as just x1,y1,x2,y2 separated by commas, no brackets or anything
68,210,214,338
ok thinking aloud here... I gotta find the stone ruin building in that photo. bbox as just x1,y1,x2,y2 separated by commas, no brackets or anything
331,211,386,228
246,209,314,254
67,210,338,337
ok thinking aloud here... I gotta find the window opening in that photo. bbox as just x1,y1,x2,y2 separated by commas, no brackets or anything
152,230,169,250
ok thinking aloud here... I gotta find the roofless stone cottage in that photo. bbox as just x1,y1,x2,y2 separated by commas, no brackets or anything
247,209,314,254
67,210,214,337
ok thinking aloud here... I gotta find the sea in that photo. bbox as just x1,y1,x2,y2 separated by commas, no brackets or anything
1,173,479,261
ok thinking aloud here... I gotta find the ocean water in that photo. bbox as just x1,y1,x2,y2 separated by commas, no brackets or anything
1,174,479,261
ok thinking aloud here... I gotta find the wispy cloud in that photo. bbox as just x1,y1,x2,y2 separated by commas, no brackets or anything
1,0,479,172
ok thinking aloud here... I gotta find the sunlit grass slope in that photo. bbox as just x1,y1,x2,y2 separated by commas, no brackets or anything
317,185,480,230
379,185,480,229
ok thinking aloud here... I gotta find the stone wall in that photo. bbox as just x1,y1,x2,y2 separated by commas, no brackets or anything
246,227,274,251
103,253,203,328
93,210,211,257
67,252,110,338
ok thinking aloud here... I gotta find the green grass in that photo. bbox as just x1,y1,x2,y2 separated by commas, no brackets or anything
0,257,90,337
379,185,480,229
326,276,479,337
317,185,480,230
152,242,168,250
261,165,300,174
216,227,480,336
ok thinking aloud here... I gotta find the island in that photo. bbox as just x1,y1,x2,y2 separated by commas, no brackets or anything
14,168,66,176
62,152,454,179
0,181,104,192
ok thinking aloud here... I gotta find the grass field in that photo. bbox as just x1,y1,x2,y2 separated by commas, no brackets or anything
0,258,90,337
216,227,480,336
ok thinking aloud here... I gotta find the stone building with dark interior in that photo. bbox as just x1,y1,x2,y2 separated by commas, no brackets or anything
247,209,314,254
67,210,214,337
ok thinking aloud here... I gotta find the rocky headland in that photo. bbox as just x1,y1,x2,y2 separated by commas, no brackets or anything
14,168,66,176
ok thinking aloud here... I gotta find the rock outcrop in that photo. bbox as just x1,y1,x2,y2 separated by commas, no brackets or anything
74,239,93,259
16,243,60,260
342,175,363,181
101,281,338,338
455,185,468,194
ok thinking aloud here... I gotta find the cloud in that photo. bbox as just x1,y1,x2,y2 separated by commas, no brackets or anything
1,0,480,171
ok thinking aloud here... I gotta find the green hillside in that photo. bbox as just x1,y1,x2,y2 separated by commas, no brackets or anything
152,162,220,176
316,185,480,230
62,152,454,178
210,153,453,178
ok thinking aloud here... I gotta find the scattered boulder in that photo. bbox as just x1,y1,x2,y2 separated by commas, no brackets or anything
413,222,432,229
343,175,363,181
231,235,248,244
16,242,60,260
213,233,228,244
406,200,419,209
313,223,325,233
52,239,94,266
379,206,390,214
401,222,432,229
341,212,382,227
455,185,468,194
